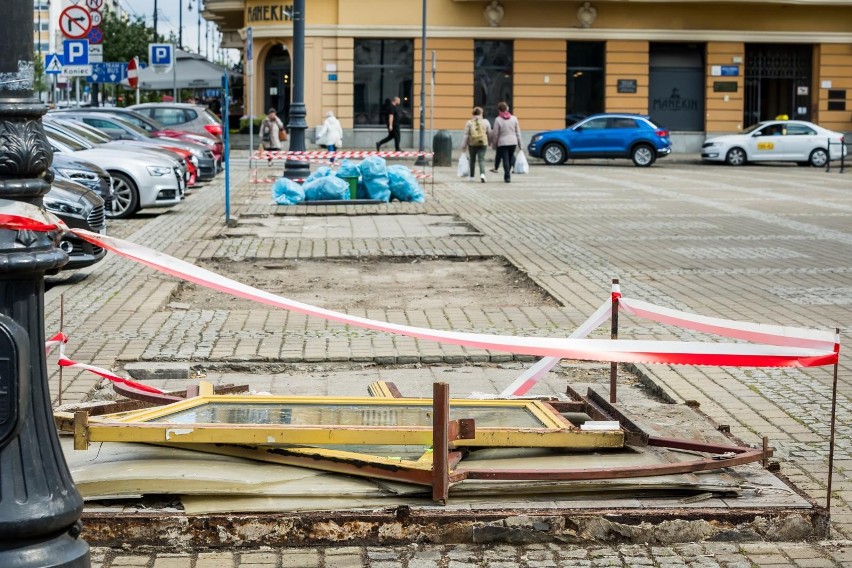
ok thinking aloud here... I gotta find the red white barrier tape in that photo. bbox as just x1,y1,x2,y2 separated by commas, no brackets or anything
251,169,430,185
255,150,432,160
44,331,165,394
68,229,837,368
3,200,837,371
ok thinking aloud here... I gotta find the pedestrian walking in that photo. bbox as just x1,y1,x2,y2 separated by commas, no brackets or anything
316,111,344,162
460,107,492,183
260,108,285,165
376,96,401,152
491,102,522,183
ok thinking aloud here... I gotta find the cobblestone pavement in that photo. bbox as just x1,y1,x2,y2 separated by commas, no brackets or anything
46,153,852,566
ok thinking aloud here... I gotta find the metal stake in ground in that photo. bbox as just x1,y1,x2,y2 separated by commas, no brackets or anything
826,327,840,516
0,2,89,565
610,278,619,403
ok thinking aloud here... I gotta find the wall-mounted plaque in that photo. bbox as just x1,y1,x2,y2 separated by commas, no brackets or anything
617,79,637,94
713,81,738,93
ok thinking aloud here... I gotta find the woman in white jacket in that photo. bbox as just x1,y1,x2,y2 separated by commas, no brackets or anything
317,111,344,162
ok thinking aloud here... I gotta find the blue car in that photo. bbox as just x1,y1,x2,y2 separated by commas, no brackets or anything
527,113,672,167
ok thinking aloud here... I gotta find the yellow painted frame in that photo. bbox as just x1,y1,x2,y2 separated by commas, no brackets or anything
78,394,624,450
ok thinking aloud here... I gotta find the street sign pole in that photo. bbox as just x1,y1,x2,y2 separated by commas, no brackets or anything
222,73,232,227
75,77,80,107
247,26,253,162
172,44,177,102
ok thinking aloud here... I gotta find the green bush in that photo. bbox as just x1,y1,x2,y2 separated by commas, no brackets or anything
239,116,264,134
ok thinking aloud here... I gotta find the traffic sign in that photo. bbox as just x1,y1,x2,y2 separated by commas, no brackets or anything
64,39,89,65
88,44,103,63
87,62,127,84
86,0,104,10
127,57,139,88
90,10,102,26
45,53,64,75
63,65,93,77
60,5,92,39
149,43,173,66
87,26,103,45
246,27,253,61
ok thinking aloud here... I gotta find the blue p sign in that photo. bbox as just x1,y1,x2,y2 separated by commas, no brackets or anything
149,43,173,66
64,39,89,65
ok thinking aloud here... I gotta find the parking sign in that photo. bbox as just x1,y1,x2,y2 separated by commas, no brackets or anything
148,43,173,67
64,39,89,66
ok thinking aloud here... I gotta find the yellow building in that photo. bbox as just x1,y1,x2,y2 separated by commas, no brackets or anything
204,0,852,151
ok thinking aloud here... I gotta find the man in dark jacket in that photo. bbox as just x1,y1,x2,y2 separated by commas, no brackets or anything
376,96,401,152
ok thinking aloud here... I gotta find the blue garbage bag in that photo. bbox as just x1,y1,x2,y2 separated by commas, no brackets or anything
358,155,391,202
335,159,361,180
305,166,333,182
271,177,305,205
387,165,425,203
302,175,350,201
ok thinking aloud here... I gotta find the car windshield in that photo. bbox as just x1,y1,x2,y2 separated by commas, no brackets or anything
44,126,89,152
110,115,157,138
113,111,163,132
742,123,765,134
203,108,222,125
55,120,110,145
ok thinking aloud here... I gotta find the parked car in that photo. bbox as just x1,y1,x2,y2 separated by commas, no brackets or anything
527,113,672,167
129,102,223,139
44,123,182,219
51,153,114,210
47,114,197,187
52,107,219,179
45,178,107,270
701,120,847,167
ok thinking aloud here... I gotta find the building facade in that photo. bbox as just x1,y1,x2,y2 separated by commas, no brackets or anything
205,0,852,151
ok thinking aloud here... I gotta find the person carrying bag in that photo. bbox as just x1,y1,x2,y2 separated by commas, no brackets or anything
259,108,285,165
490,101,523,183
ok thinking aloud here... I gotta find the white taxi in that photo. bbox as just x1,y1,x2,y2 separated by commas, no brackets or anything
701,120,846,167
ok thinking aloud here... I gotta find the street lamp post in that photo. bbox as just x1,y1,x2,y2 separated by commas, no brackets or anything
414,0,428,166
0,1,90,566
283,0,310,180
153,0,158,41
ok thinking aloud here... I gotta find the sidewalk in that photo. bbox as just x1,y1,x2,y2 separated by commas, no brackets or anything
49,154,852,566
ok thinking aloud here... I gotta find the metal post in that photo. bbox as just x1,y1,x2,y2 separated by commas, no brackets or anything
197,1,201,53
826,328,840,515
172,44,178,102
153,0,158,41
432,382,450,504
0,1,89,565
178,0,183,50
223,72,232,226
283,0,310,180
247,27,254,165
414,0,428,167
610,278,619,403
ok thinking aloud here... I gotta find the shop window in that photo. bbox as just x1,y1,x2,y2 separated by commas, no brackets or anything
474,40,513,123
354,39,413,128
566,42,605,127
828,89,846,112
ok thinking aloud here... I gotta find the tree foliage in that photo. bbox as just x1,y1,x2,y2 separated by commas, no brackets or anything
100,7,155,64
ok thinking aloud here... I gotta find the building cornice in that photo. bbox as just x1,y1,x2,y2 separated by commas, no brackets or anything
250,25,852,44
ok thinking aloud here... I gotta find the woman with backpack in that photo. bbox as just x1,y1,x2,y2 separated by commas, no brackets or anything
460,107,492,182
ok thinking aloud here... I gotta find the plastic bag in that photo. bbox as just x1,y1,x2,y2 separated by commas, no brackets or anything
358,156,391,202
302,175,350,201
305,166,333,182
513,151,529,174
271,177,305,206
335,159,361,180
387,165,425,203
457,153,470,177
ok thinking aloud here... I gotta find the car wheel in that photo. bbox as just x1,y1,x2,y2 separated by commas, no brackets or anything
725,147,747,166
542,143,567,165
631,144,655,167
107,172,139,219
809,148,828,168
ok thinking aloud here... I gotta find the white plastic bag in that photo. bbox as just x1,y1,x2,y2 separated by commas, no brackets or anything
457,153,470,177
513,150,529,174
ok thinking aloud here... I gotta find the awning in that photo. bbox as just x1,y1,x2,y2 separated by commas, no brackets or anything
123,49,237,91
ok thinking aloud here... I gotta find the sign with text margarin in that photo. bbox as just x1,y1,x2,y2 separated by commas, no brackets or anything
246,3,293,23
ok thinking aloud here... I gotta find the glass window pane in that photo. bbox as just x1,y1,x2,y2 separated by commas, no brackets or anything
474,40,513,122
354,39,413,127
152,402,546,429
567,42,605,124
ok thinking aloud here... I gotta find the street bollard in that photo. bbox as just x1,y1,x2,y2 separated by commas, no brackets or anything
432,130,453,167
0,1,90,566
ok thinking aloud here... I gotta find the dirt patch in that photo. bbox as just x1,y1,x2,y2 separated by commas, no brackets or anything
173,257,559,311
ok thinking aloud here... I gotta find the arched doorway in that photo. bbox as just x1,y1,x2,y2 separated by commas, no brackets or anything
264,45,291,125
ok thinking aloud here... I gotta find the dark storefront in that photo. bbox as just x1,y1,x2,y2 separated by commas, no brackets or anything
648,43,706,132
